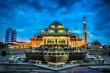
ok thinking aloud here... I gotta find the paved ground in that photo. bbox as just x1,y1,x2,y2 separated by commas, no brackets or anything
0,64,103,73
0,49,110,73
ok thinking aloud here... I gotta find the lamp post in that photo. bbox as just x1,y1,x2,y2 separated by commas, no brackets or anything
100,46,103,56
19,44,20,50
10,45,13,56
74,33,78,52
92,44,95,50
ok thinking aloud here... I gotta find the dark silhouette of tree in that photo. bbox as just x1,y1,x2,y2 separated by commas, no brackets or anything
1,50,7,56
92,40,101,46
0,42,7,49
108,51,110,56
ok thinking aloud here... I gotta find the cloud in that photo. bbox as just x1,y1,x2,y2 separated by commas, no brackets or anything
17,29,25,32
72,30,83,34
92,0,110,42
0,0,110,44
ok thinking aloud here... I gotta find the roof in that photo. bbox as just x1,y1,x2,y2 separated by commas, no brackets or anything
70,39,82,41
50,20,63,26
37,36,42,38
40,32,72,36
31,39,43,41
43,28,70,30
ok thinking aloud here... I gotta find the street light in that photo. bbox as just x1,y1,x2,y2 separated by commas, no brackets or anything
9,45,13,56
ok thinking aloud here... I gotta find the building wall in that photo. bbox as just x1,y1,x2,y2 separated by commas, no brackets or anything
8,42,32,49
70,40,82,47
32,36,82,48
5,28,17,43
8,36,82,49
5,29,13,43
42,36,70,45
30,41,37,48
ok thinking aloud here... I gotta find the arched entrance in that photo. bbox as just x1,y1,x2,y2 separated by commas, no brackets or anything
58,39,65,44
47,39,54,44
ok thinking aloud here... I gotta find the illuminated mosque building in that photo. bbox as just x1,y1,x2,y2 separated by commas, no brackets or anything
8,17,87,49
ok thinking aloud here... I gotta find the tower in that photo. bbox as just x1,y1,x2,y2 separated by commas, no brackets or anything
83,16,87,45
5,28,17,43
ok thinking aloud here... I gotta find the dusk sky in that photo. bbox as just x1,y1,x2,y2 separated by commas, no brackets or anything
0,0,110,44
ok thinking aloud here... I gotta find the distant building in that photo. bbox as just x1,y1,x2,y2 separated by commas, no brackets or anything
5,28,17,43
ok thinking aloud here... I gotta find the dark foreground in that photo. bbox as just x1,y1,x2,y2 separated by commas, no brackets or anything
0,49,110,73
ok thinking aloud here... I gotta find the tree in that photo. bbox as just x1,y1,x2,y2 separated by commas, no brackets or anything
1,50,7,56
108,51,110,56
0,42,7,49
92,40,101,46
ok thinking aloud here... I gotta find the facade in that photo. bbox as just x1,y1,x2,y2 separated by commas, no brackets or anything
8,17,87,49
30,20,82,48
5,28,17,43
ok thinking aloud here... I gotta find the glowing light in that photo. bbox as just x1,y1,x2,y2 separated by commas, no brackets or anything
42,30,45,32
58,30,64,33
58,25,64,28
50,25,55,28
49,30,54,33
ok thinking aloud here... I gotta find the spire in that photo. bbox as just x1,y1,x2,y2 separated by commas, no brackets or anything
83,16,86,24
83,16,87,45
83,16,86,19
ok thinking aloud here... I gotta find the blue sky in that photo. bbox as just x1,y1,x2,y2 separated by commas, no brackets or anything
0,0,110,44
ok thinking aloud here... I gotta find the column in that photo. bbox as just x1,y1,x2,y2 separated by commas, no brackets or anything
65,39,67,44
43,38,44,45
44,38,46,45
67,39,68,45
46,39,47,44
57,38,59,45
56,39,57,44
68,37,70,46
54,38,55,44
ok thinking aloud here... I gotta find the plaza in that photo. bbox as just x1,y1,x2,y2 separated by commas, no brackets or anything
0,49,110,73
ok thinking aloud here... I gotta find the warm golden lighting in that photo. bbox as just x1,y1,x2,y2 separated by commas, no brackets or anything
42,30,45,32
68,30,71,32
50,25,55,28
58,25,64,28
58,30,64,33
84,29,86,32
49,30,54,33
9,20,84,49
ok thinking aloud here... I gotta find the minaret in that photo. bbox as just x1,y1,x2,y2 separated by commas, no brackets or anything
83,16,87,45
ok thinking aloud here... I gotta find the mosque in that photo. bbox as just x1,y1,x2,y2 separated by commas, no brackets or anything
8,17,87,49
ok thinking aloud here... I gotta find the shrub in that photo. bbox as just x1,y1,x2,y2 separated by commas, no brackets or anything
1,50,7,56
108,51,110,56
